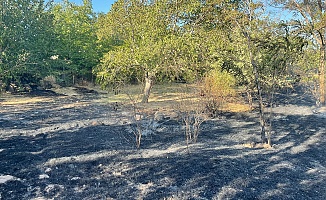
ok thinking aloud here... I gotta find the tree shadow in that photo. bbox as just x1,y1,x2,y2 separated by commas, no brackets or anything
0,123,138,199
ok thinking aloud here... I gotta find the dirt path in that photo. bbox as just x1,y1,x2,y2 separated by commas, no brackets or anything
1,88,326,200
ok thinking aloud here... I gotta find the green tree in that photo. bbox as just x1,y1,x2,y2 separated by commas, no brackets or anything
228,0,305,144
95,0,176,103
95,0,241,102
270,0,326,105
0,0,55,89
50,0,98,85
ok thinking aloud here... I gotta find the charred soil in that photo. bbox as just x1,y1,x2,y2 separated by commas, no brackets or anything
1,86,326,200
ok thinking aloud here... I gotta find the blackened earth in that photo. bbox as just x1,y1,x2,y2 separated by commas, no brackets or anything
0,87,326,200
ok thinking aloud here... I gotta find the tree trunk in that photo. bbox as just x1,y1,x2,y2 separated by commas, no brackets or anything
252,60,267,143
238,0,267,143
246,35,267,144
142,72,153,103
319,45,325,106
246,86,253,110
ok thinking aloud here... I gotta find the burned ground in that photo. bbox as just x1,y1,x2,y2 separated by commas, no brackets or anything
0,87,326,200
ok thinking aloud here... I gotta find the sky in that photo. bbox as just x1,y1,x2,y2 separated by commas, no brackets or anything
54,0,117,13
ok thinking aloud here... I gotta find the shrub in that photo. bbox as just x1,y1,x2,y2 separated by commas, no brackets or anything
175,91,208,152
201,69,236,116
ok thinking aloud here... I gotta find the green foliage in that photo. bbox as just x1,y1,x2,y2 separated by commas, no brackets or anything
94,0,242,87
50,0,99,85
0,0,55,87
0,0,100,90
95,0,168,86
254,23,305,91
270,0,326,104
203,69,236,99
0,0,320,100
202,68,236,116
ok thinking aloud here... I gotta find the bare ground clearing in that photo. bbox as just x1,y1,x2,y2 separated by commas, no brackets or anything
0,85,326,200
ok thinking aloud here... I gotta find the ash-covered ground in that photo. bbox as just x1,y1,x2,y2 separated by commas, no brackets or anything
1,87,326,200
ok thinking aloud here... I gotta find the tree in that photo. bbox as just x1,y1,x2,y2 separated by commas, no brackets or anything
230,0,270,143
270,0,326,106
228,0,305,144
50,0,98,85
0,0,55,89
95,0,241,102
95,0,177,103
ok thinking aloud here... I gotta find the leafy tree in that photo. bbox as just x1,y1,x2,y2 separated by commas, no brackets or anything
270,0,326,105
229,0,270,143
50,0,98,85
0,0,55,89
296,43,320,102
95,0,242,102
95,0,178,103
226,0,305,144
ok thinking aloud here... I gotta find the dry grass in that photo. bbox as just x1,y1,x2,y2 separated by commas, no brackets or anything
102,83,250,113
0,96,53,105
103,83,187,103
0,83,250,114
242,142,273,149
222,102,252,113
